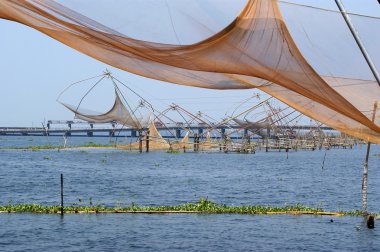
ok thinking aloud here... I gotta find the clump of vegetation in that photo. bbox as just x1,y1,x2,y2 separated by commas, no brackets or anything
81,142,115,148
22,145,60,151
166,149,180,154
0,204,108,214
342,209,367,217
0,198,365,216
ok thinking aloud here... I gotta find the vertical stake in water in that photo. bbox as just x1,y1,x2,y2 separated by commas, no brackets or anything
193,133,197,152
138,129,143,153
335,0,380,218
60,173,64,216
146,129,150,152
363,102,378,213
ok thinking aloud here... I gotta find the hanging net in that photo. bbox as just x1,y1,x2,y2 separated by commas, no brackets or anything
171,131,193,151
60,89,152,129
118,121,171,151
1,0,379,142
199,131,220,151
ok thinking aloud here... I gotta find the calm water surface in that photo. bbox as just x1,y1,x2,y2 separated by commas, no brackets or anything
1,136,380,251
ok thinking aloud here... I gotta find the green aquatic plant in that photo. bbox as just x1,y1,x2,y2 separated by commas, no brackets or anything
166,149,180,154
0,197,373,216
0,198,363,216
0,145,61,151
80,142,115,148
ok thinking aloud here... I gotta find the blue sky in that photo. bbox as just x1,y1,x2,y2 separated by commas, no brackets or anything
0,0,378,126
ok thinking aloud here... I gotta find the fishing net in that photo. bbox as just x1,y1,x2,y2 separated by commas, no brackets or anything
60,90,152,129
118,121,171,150
199,131,220,151
1,0,379,142
171,131,193,151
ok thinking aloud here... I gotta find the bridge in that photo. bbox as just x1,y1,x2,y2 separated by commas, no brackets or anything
0,120,335,138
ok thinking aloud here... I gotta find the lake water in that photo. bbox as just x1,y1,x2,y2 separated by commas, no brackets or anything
1,136,380,251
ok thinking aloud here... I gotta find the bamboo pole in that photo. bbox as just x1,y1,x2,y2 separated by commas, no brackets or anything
334,0,380,86
362,101,378,213
60,174,64,216
138,129,142,153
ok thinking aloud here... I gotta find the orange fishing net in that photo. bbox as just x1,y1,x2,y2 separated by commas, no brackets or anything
118,122,171,151
1,0,379,142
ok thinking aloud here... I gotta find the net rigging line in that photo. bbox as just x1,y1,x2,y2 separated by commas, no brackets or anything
212,97,273,131
245,109,299,139
227,105,292,137
56,74,106,103
278,0,380,19
165,0,182,45
75,76,107,112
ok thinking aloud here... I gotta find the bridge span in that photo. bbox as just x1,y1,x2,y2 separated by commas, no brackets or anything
0,120,335,138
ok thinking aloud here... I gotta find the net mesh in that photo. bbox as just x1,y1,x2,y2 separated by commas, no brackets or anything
60,90,152,129
1,0,379,142
118,122,171,150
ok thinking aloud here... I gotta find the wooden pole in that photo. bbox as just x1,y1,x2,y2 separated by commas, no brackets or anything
60,173,64,216
138,129,143,153
193,133,198,152
146,129,150,153
362,101,378,213
196,135,200,152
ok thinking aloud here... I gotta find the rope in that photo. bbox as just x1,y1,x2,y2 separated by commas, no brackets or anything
56,74,105,102
279,0,380,20
75,76,106,112
165,0,182,45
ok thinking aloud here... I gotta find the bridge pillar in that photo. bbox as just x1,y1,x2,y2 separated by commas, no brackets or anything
87,124,94,137
244,128,248,137
176,129,181,138
131,130,137,138
198,128,203,135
